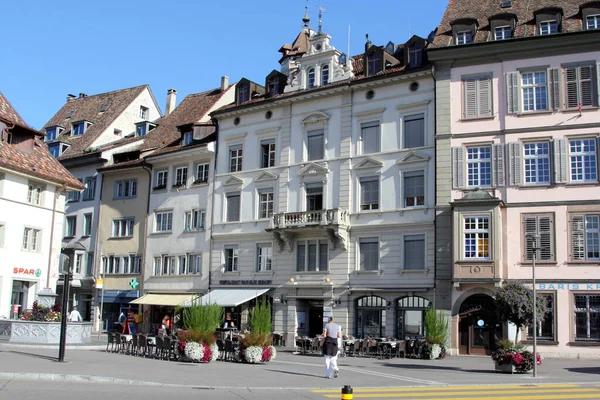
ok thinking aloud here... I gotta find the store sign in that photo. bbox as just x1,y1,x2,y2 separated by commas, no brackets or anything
13,268,42,277
538,283,600,290
219,280,272,285
273,296,281,303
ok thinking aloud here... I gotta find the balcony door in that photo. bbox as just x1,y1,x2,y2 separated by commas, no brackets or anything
306,184,323,211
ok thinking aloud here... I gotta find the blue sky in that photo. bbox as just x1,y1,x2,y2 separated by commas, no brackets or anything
2,0,448,129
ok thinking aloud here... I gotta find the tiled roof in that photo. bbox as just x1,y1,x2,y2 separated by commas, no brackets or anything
431,0,594,48
0,91,29,128
0,128,84,189
279,30,311,62
42,85,149,160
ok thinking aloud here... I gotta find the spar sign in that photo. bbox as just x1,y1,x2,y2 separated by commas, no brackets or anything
13,268,42,277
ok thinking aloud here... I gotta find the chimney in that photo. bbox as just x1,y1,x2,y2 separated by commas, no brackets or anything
79,93,87,98
165,89,177,116
66,94,76,102
221,76,229,92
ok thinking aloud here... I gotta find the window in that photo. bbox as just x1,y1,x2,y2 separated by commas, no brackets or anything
360,122,380,154
296,240,328,271
307,129,324,161
229,145,243,172
140,106,149,120
65,216,76,237
356,295,386,338
83,213,92,236
307,68,315,89
267,77,280,97
153,257,161,276
112,218,134,237
86,252,94,275
463,76,492,118
226,192,241,222
524,142,550,184
261,139,276,168
155,211,173,232
184,209,205,231
257,243,273,272
114,179,137,199
367,52,381,76
463,216,490,260
404,235,425,269
195,164,209,184
467,146,492,187
45,128,57,142
306,184,323,211
83,177,96,200
178,256,187,275
27,183,43,205
494,26,512,40
404,171,424,207
408,45,422,68
136,124,147,137
22,228,40,251
572,214,600,261
565,65,596,108
154,170,168,190
72,122,84,136
523,214,554,261
74,253,83,274
539,20,558,35
396,296,429,339
162,255,176,276
174,166,188,188
67,188,80,202
527,293,555,341
359,237,379,271
587,15,600,30
522,71,548,111
404,114,425,148
225,246,239,272
0,224,4,247
569,139,597,182
187,254,202,275
238,84,249,103
48,143,60,158
259,189,274,219
183,132,193,146
131,255,141,274
456,30,473,45
574,294,600,342
360,177,379,211
321,65,329,85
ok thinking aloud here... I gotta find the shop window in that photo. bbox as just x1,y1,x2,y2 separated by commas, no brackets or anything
396,296,429,339
356,295,387,338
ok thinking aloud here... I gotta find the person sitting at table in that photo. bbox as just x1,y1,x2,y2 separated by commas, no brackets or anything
161,315,171,335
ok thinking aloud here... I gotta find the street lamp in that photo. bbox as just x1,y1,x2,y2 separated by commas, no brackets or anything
58,241,86,362
527,233,540,378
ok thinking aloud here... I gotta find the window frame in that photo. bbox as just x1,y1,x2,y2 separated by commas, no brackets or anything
466,145,492,188
307,129,325,161
184,209,205,231
360,121,380,155
307,68,315,89
403,171,425,208
83,213,92,237
587,14,600,30
296,239,329,272
82,176,97,200
226,192,241,222
258,188,274,219
65,216,76,237
456,30,473,45
321,64,329,85
225,246,239,272
22,227,41,252
182,132,193,146
523,141,551,185
195,163,209,184
522,213,555,262
155,211,173,233
564,64,596,109
27,182,44,205
494,25,513,40
229,145,243,173
71,122,85,136
154,170,168,190
574,293,600,342
462,74,493,119
260,139,276,168
569,138,598,183
139,106,149,120
114,179,137,199
256,243,273,272
360,176,380,211
305,183,324,212
111,217,134,238
526,292,556,342
404,234,426,270
539,20,558,35
173,166,188,188
521,71,548,112
462,215,491,260
187,254,202,275
571,213,600,262
403,113,425,149
358,237,379,271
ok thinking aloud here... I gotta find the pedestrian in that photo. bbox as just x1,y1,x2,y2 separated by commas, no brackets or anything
322,316,341,379
161,314,171,335
68,306,82,322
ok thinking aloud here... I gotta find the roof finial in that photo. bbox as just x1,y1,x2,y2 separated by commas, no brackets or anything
302,1,310,28
317,4,325,34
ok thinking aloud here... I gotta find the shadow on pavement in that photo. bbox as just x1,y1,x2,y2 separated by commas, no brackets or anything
383,363,497,374
8,350,57,362
565,367,600,375
263,369,324,378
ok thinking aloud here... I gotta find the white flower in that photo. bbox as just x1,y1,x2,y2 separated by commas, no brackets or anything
269,346,276,360
244,346,263,364
210,342,219,362
184,341,204,362
430,344,441,360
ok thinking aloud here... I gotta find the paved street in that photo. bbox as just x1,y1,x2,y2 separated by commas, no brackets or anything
1,342,600,399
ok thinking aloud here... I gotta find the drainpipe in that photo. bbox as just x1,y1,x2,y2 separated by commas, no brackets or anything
141,161,152,320
46,183,66,289
94,172,106,332
431,64,438,312
207,123,219,294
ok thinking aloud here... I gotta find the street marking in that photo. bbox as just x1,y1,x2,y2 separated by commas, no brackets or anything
320,388,600,398
312,383,579,393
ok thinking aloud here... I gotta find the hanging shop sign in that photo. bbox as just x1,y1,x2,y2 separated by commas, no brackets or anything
219,280,272,285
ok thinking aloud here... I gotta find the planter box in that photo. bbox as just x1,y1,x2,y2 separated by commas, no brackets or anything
494,361,516,373
0,320,92,344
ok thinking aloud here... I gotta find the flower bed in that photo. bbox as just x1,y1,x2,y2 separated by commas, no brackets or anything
243,345,274,364
491,341,542,373
176,340,219,363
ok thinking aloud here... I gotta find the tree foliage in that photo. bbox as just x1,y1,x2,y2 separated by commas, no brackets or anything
494,281,547,343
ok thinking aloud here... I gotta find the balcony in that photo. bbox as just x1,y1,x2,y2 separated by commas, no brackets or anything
453,260,502,289
267,209,349,252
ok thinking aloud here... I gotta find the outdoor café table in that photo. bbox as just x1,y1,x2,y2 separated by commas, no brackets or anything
378,340,400,359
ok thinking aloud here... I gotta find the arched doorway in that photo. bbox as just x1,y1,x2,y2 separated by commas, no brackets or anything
396,296,430,339
458,294,500,355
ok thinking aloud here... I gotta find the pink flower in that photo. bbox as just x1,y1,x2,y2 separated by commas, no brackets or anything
512,353,524,366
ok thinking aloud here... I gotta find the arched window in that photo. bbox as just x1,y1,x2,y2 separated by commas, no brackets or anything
307,68,315,89
321,65,329,86
396,296,430,339
356,295,387,338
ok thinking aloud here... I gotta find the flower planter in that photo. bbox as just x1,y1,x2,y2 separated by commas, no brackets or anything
0,320,92,344
494,361,516,374
181,341,217,363
242,345,274,364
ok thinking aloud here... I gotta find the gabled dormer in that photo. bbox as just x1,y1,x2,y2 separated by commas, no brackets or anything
451,18,478,45
177,122,216,146
363,37,399,77
235,78,265,105
535,8,562,36
71,120,92,137
113,150,140,164
581,2,600,30
488,13,517,41
44,125,64,142
265,70,287,98
135,120,156,137
404,36,428,69
48,142,71,158
5,125,41,155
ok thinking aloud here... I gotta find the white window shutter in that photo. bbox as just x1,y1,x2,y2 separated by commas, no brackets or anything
571,215,585,260
506,72,520,114
508,142,522,186
452,146,465,189
553,139,568,183
492,143,506,187
547,68,561,110
464,79,478,118
478,77,493,117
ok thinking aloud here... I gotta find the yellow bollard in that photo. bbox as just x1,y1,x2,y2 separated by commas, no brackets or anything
341,385,353,400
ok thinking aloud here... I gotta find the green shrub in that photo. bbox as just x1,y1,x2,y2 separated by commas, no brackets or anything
178,329,216,345
240,332,270,348
424,308,449,345
180,299,223,336
249,296,271,336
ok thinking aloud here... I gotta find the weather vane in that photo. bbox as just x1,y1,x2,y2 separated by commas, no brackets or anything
317,3,325,33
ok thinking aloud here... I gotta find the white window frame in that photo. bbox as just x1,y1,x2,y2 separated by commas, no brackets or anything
404,234,426,270
112,218,134,238
358,237,379,271
494,25,512,40
463,216,490,260
569,138,598,183
174,166,188,188
403,171,425,208
83,213,92,236
256,243,273,272
195,163,209,184
74,252,83,274
65,216,76,237
301,112,329,162
155,211,173,232
114,179,137,199
467,146,492,187
456,30,473,45
571,214,600,261
260,139,276,168
187,254,202,275
153,257,162,276
258,189,274,219
183,132,193,146
539,20,558,35
27,182,43,205
307,129,325,161
229,145,243,172
184,209,205,231
523,142,551,184
140,106,149,120
587,14,600,30
224,246,239,272
360,121,380,155
360,176,380,211
82,176,96,200
226,192,241,222
22,227,41,252
403,113,425,149
307,67,315,89
296,239,329,272
521,71,548,112
154,170,168,190
321,64,329,85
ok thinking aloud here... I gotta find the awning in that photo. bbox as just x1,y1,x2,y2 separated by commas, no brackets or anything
98,290,139,304
130,293,197,306
187,288,270,307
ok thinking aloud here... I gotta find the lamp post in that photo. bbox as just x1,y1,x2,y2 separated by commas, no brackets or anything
58,242,86,362
527,233,540,378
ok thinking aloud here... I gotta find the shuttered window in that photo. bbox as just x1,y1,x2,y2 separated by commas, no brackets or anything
565,65,596,109
359,237,379,271
463,76,492,118
569,139,598,183
523,142,551,184
467,146,492,187
454,144,504,188
360,177,379,211
571,214,600,261
226,192,241,222
523,214,554,261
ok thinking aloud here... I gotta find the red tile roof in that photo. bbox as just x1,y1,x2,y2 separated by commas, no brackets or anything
42,85,149,160
0,91,29,128
431,0,594,48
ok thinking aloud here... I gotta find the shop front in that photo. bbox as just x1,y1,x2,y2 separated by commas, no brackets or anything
98,289,139,332
131,293,200,334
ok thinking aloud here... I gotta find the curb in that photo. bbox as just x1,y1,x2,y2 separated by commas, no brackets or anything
0,343,105,350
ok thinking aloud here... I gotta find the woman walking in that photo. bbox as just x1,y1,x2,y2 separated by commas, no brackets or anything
322,316,341,379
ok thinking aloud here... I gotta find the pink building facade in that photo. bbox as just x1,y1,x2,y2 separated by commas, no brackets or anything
430,0,600,358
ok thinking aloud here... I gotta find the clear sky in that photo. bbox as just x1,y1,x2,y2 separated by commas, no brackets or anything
2,0,448,130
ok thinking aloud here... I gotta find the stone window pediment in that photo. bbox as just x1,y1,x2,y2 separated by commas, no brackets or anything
396,150,430,166
354,157,384,170
302,111,330,126
254,171,278,182
298,162,329,177
222,175,243,186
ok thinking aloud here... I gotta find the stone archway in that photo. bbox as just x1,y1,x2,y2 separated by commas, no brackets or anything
452,289,499,355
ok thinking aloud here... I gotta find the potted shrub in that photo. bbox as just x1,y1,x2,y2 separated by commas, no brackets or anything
176,301,223,363
423,308,448,360
240,296,274,363
491,339,542,373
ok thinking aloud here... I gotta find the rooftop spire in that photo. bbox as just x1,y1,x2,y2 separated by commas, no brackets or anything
317,4,325,34
302,1,310,28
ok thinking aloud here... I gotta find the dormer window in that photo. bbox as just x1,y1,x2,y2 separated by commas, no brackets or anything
307,68,315,89
489,14,516,41
45,126,63,142
267,77,279,97
48,143,70,158
367,52,381,77
139,106,149,120
409,45,423,68
238,84,249,103
321,65,329,86
182,132,193,146
71,121,90,137
456,30,473,44
539,20,558,35
588,14,600,29
536,9,561,35
135,121,156,137
452,19,478,45
494,25,512,40
583,3,600,30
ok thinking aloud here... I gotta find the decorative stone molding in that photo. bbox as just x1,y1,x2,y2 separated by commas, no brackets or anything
0,320,92,344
